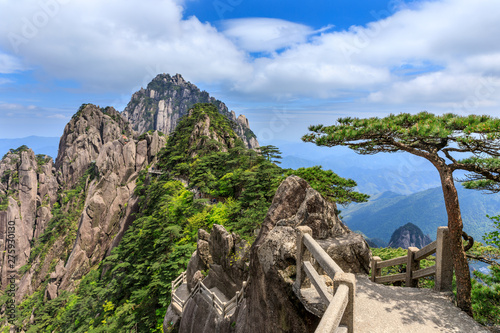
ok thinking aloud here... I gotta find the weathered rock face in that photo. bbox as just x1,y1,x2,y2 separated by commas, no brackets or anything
56,105,134,188
232,176,370,333
122,73,259,149
0,150,58,296
169,176,371,333
0,105,166,302
167,225,250,333
59,129,165,291
388,222,432,249
190,226,249,295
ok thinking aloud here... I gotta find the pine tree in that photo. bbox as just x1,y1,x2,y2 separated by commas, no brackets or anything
303,112,500,316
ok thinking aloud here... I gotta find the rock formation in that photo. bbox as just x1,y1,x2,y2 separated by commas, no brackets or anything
388,222,432,249
0,104,165,302
0,149,58,294
166,175,371,333
122,73,259,149
56,105,134,188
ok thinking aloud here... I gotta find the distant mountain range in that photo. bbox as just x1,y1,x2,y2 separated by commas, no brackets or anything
0,136,59,159
341,185,500,244
274,139,444,195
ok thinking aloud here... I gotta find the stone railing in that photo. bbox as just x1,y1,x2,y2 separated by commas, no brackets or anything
170,271,247,318
170,271,187,310
147,167,164,175
371,227,453,291
294,226,355,333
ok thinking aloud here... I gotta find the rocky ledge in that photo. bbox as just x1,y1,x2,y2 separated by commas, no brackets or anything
164,175,371,333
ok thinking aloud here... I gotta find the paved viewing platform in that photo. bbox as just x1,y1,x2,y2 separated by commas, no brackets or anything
354,275,489,333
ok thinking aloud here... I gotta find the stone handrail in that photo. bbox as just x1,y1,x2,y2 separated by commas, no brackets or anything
371,227,453,291
148,167,164,175
294,226,355,333
170,271,248,318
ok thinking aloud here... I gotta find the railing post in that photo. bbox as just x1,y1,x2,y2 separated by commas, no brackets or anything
371,256,381,282
294,226,312,293
435,227,453,291
242,281,247,300
406,247,419,287
334,272,356,333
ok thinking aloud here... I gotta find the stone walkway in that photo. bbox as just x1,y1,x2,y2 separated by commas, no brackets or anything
173,275,493,332
354,275,490,332
174,283,190,303
173,283,237,317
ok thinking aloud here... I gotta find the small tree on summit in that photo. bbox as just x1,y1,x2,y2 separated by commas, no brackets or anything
303,112,500,316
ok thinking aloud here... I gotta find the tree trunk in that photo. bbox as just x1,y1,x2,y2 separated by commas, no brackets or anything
439,167,473,316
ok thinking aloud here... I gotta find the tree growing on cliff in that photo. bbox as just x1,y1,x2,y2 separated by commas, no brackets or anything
302,112,500,316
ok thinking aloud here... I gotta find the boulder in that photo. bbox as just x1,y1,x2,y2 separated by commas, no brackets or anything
233,175,370,333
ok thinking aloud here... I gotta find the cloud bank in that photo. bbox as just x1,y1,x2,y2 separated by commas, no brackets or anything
0,0,499,117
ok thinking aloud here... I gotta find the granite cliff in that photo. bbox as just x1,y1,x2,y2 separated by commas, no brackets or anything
122,73,259,149
0,104,165,304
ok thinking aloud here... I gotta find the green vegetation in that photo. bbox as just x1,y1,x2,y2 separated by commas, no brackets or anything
2,145,30,160
0,191,11,211
370,247,437,288
137,130,165,141
461,157,500,193
282,166,369,206
468,215,500,326
36,154,51,166
73,103,91,119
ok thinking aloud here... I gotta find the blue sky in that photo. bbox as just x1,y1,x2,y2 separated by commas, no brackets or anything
1,0,500,142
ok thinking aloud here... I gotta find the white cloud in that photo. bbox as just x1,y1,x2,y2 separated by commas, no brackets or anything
0,53,24,74
0,0,500,119
0,0,251,91
220,18,318,53
46,114,67,119
0,103,70,118
228,0,500,112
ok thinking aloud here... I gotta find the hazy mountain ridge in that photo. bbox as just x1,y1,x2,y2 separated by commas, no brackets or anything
276,140,442,195
341,185,499,244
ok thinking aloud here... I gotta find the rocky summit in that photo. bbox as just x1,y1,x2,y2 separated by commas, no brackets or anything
388,222,432,249
122,73,259,149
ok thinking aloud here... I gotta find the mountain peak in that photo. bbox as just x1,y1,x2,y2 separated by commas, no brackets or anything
388,222,432,249
160,103,241,174
56,104,134,187
148,73,187,88
122,73,258,149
